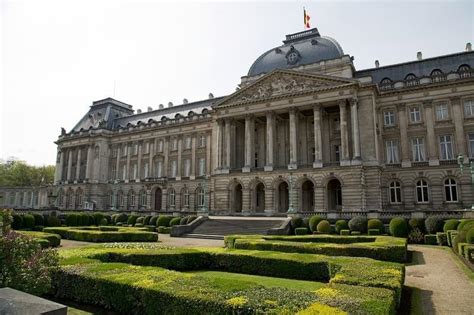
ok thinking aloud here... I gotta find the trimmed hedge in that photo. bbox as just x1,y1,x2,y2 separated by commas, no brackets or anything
368,219,384,234
436,232,448,246
348,216,367,233
368,229,380,235
457,219,474,231
144,215,152,225
46,215,61,227
408,218,425,233
389,218,408,237
65,213,79,226
335,220,348,234
23,214,35,229
443,219,459,232
424,234,437,245
127,215,139,226
157,226,171,234
19,231,61,248
150,216,159,226
170,217,181,226
43,227,158,242
12,214,23,229
340,229,350,236
467,228,474,244
425,216,443,234
447,230,458,247
157,215,173,227
33,214,44,226
316,220,330,234
186,216,198,224
295,227,308,235
308,215,324,232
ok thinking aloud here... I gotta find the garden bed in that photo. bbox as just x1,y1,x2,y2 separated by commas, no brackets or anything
18,230,61,248
52,244,405,314
43,227,158,242
224,234,408,263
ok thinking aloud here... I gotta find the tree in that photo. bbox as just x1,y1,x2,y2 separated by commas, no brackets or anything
0,160,55,187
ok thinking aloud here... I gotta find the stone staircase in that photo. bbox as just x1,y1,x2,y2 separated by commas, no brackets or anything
183,217,286,240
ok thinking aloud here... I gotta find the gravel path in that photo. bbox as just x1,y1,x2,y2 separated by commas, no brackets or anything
405,245,474,314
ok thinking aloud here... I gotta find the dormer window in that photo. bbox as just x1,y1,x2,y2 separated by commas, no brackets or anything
458,64,471,78
405,74,419,87
380,78,393,91
430,69,445,82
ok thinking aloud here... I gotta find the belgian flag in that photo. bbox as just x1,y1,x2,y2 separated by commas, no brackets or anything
304,8,311,29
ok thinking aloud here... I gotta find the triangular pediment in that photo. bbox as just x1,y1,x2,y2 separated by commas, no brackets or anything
215,69,358,108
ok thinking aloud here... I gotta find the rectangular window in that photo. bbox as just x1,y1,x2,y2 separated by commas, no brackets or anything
172,139,178,151
185,136,192,149
411,138,425,162
384,111,395,126
134,144,138,155
199,135,206,147
144,142,149,154
469,133,474,157
143,162,149,178
435,103,449,120
158,140,164,152
334,145,340,162
112,148,117,158
122,165,127,180
184,159,191,177
171,160,177,177
385,140,399,164
111,165,116,179
199,158,206,176
156,161,162,177
463,99,474,117
122,145,127,156
439,135,454,160
409,107,421,123
133,164,138,179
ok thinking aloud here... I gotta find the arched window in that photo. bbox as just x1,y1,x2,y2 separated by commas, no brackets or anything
430,69,445,82
416,180,429,203
196,187,205,208
118,190,124,208
66,189,73,209
128,190,136,208
405,73,419,87
182,188,189,208
108,191,114,208
139,190,147,208
458,64,471,78
168,188,176,207
444,178,458,202
75,188,83,209
380,78,393,91
389,181,402,203
57,189,64,207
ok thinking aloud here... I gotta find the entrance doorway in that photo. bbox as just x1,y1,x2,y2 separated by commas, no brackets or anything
277,181,289,212
255,182,265,212
232,184,243,212
327,179,342,210
154,187,162,211
301,180,314,212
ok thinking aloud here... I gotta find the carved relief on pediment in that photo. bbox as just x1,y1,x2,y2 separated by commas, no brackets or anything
237,74,334,103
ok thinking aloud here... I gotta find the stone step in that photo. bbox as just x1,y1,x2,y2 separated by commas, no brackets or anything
182,233,225,240
189,218,285,237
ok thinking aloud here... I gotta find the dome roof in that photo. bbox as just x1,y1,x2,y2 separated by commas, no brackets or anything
248,28,344,77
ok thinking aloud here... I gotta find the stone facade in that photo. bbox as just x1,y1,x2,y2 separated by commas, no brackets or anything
3,28,474,215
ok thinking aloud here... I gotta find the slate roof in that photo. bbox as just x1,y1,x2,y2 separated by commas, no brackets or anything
355,51,474,84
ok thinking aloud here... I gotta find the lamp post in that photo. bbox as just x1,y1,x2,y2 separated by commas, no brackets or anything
287,165,297,214
456,153,474,210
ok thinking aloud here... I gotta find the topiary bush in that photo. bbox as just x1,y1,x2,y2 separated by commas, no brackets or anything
157,226,171,234
77,213,90,226
340,230,350,236
136,217,145,225
316,220,331,234
46,215,61,227
424,234,437,245
11,214,23,230
436,232,448,246
467,228,474,244
368,229,380,235
99,218,108,226
186,216,198,224
65,213,79,226
389,218,408,237
180,216,189,225
308,215,324,232
22,214,35,229
457,219,474,231
290,217,303,232
408,218,425,233
294,227,308,235
348,216,367,233
150,216,159,226
115,213,128,224
127,215,139,226
144,216,152,225
443,219,459,232
367,219,384,234
157,215,172,227
92,213,105,226
408,228,424,244
425,216,443,234
351,231,361,235
33,214,44,226
455,220,474,244
170,217,181,226
335,220,348,234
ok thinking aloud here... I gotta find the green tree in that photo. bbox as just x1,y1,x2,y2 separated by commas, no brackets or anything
0,160,55,187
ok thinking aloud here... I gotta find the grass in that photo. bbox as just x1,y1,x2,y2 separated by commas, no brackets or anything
186,270,326,291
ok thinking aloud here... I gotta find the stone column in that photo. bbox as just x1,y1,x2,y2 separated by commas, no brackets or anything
313,105,323,168
206,132,211,176
190,133,196,179
397,105,411,167
126,143,131,180
217,119,224,170
115,145,120,179
85,145,93,180
177,136,182,180
243,115,255,172
424,102,439,166
224,118,232,172
56,149,65,183
265,111,275,171
351,98,361,162
452,97,466,158
137,142,142,180
163,137,169,177
288,108,298,169
339,100,350,164
75,148,81,180
148,142,154,179
66,150,73,182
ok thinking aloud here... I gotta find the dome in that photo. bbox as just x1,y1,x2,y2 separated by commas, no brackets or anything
248,28,344,77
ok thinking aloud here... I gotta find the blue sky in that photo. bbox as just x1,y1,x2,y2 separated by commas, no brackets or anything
1,0,473,165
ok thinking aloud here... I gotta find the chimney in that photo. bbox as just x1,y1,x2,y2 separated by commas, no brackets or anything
417,51,422,61
137,109,142,114
183,98,188,104
168,102,173,107
208,93,214,99
147,106,152,112
375,60,380,68
466,42,472,52
159,104,164,109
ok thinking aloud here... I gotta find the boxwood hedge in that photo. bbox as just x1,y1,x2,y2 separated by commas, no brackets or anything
43,226,157,242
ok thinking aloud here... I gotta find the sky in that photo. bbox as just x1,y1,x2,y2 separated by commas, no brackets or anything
1,0,473,166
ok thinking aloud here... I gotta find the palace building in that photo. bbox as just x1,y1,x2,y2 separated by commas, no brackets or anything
2,28,474,215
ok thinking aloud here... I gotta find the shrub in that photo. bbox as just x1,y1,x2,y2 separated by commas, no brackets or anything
33,214,44,226
115,213,128,224
11,214,23,230
290,217,303,232
443,219,459,232
436,232,448,246
457,219,474,231
77,213,90,226
348,216,367,233
157,226,171,233
156,215,172,227
316,220,331,234
144,215,152,225
302,218,310,229
408,228,424,244
135,223,144,227
33,226,44,231
367,219,384,233
99,218,108,225
351,231,361,235
43,227,158,242
180,216,189,225
170,217,181,226
103,215,112,225
294,227,308,235
136,217,145,225
408,218,425,233
340,229,350,236
447,230,457,247
455,221,474,244
92,213,105,226
48,215,61,227
467,228,474,244
65,213,79,226
425,216,443,234
150,216,159,225
0,230,59,295
22,214,35,229
186,216,198,224
389,218,408,237
127,215,139,226
308,215,324,232
368,229,380,235
99,226,119,231
424,234,437,245
335,220,348,234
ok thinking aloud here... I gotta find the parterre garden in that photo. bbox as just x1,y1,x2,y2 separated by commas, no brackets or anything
3,209,474,314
